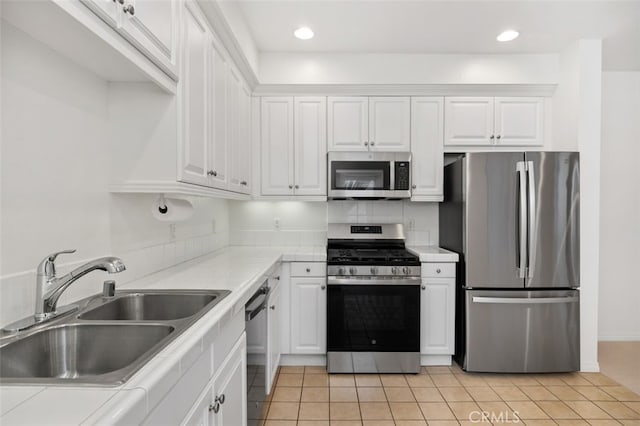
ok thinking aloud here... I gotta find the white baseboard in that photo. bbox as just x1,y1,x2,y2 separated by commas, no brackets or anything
598,335,640,342
580,361,600,372
421,355,452,366
280,354,326,366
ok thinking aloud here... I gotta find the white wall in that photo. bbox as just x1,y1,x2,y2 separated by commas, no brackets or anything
229,200,438,247
598,71,640,341
258,53,559,85
0,22,229,326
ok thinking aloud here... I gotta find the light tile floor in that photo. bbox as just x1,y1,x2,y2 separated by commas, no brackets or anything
254,364,640,426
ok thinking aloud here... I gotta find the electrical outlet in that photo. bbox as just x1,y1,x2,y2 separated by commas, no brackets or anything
169,224,176,241
274,218,280,229
408,218,415,230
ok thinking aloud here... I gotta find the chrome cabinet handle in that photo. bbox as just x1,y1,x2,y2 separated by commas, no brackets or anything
209,403,220,413
289,185,293,189
421,285,426,290
370,141,375,146
496,135,501,139
207,170,217,177
412,184,416,189
215,394,225,404
113,0,124,4
241,181,247,186
306,268,311,273
295,185,299,189
270,305,275,310
275,276,280,280
123,4,135,15
364,141,369,146
490,135,495,140
321,285,326,290
436,268,441,274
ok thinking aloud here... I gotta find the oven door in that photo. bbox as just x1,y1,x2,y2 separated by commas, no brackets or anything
327,284,420,352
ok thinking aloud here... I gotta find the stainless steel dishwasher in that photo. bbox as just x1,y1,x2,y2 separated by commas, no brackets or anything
245,280,269,426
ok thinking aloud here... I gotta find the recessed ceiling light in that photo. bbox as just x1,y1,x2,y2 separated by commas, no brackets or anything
294,27,314,40
497,30,519,42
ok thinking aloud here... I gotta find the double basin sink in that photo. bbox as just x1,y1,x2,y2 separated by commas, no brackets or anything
0,290,230,386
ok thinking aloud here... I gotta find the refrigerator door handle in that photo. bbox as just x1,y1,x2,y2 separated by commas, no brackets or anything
526,161,537,279
516,161,528,278
472,296,579,304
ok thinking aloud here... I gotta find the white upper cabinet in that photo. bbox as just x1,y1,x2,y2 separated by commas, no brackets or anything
177,1,209,187
411,97,444,201
207,37,228,190
118,0,178,79
294,97,327,196
328,97,369,151
261,97,295,196
227,67,242,193
261,97,327,197
444,97,495,146
328,97,411,151
368,97,411,151
445,97,544,147
494,97,544,146
81,0,178,79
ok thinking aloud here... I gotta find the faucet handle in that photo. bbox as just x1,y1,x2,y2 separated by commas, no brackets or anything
37,249,77,277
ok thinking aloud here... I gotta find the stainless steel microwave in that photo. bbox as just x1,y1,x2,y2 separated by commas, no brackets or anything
328,152,412,199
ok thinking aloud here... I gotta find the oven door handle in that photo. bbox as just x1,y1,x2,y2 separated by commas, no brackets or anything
327,277,422,285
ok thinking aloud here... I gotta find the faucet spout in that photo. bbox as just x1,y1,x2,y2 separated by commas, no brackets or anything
35,253,126,320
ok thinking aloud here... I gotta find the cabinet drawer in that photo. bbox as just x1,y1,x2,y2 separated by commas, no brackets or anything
422,263,456,278
291,262,326,277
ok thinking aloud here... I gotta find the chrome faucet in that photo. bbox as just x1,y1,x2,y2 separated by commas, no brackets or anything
2,250,126,333
35,250,126,320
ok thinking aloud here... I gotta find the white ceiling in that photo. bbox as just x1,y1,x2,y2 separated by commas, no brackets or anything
234,0,640,71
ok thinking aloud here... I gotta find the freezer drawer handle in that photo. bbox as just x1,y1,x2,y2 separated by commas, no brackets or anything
472,296,579,304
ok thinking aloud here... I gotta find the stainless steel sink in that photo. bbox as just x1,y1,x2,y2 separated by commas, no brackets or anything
0,289,231,385
78,292,220,321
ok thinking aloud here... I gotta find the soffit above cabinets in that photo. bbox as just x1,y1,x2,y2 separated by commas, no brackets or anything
236,0,640,71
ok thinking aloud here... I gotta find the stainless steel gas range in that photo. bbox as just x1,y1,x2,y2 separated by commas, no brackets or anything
326,223,421,374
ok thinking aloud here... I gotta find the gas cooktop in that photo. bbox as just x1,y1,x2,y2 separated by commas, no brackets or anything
327,247,420,266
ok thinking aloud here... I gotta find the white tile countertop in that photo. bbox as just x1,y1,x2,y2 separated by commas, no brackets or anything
0,244,455,425
0,246,324,425
407,245,459,262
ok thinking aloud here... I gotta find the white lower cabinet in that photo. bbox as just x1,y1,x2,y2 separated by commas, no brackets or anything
420,264,456,357
267,279,282,391
183,333,247,426
286,263,327,355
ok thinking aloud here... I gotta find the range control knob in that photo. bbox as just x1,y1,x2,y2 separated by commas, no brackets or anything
349,267,358,275
370,267,379,275
402,266,410,275
337,267,345,275
391,266,400,275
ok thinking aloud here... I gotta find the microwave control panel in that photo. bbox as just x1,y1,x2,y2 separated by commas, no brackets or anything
394,162,410,190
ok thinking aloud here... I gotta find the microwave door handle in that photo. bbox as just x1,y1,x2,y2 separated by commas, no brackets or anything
389,161,395,191
516,161,528,279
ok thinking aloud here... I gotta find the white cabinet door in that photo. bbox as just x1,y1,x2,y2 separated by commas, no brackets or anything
207,36,228,190
266,280,282,393
261,97,294,195
411,97,444,200
494,97,544,146
290,277,326,354
226,67,243,194
182,335,247,426
80,0,120,27
177,1,209,187
369,97,411,151
294,97,327,196
328,97,368,151
119,0,178,79
420,277,455,355
444,97,495,146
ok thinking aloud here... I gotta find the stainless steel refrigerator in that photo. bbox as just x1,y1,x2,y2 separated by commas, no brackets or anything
440,152,580,373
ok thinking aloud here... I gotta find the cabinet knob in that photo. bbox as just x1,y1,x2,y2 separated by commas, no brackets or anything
490,135,495,140
208,170,217,177
412,184,417,189
270,305,276,310
276,276,280,280
215,394,226,405
321,285,326,290
436,268,441,274
370,141,375,146
209,403,220,413
123,4,135,15
241,181,247,186
306,268,311,273
295,185,299,189
364,141,369,146
289,185,293,189
113,0,124,4
496,135,501,139
422,285,426,290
